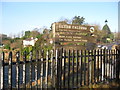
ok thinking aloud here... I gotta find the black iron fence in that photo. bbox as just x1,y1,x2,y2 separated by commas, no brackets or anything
1,49,120,89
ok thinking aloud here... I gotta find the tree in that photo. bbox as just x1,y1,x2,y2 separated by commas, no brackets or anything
24,31,31,38
72,16,85,25
57,21,68,24
43,29,49,34
102,24,111,34
21,31,24,37
58,17,67,23
57,17,71,24
10,40,22,50
4,44,10,50
102,24,114,43
30,30,40,38
93,24,103,43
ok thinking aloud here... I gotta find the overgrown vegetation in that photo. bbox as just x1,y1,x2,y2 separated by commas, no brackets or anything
2,16,117,53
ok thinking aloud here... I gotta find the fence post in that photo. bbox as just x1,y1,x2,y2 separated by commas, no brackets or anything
29,51,33,88
57,49,60,88
8,51,12,89
1,52,4,89
103,49,106,82
80,50,83,86
0,52,2,89
55,49,59,88
113,49,116,80
45,50,49,88
63,49,66,88
86,50,89,86
68,50,70,88
116,47,120,83
90,50,94,84
72,50,75,88
100,49,102,82
108,50,111,81
106,50,109,82
76,50,79,87
97,49,99,83
50,50,55,88
93,50,96,83
23,51,27,89
60,48,63,88
84,50,86,85
40,50,44,89
35,50,39,89
110,50,112,80
16,51,20,89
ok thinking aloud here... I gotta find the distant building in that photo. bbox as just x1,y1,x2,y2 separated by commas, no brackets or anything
0,34,7,39
0,34,8,46
23,37,38,47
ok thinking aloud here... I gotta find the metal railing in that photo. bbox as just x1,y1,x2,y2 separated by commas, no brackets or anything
0,48,120,89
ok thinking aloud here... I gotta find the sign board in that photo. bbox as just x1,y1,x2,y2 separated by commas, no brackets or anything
52,22,96,50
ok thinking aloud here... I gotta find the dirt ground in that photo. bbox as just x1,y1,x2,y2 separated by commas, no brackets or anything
78,81,120,90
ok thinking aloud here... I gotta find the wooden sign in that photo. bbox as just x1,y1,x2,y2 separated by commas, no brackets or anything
52,22,96,50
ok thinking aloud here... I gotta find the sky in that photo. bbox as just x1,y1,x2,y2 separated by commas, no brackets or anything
0,1,119,37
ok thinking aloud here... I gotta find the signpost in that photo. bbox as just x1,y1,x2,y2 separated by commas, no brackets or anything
52,22,96,50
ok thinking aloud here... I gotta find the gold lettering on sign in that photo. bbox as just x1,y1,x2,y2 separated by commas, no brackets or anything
64,39,72,41
73,36,81,39
66,36,72,38
59,25,87,30
53,23,95,48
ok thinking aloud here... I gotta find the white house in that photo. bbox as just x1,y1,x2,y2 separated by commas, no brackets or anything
23,37,38,47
